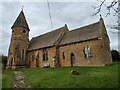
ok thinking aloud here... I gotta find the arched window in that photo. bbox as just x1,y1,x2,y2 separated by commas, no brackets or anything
83,46,91,58
35,51,40,67
21,49,25,60
83,46,87,58
37,53,39,60
43,49,48,61
63,52,65,59
32,53,34,61
35,51,39,61
15,43,19,58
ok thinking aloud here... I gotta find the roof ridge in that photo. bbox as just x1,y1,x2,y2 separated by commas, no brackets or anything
59,21,101,46
28,25,67,51
32,25,65,39
70,21,99,32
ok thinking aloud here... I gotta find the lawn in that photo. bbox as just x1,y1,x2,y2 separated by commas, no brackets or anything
0,64,2,89
2,69,13,88
2,62,119,88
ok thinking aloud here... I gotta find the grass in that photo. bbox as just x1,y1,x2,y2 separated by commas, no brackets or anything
0,64,2,89
2,69,13,88
2,62,119,88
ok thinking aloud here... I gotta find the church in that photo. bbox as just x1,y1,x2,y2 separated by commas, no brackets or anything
7,10,112,68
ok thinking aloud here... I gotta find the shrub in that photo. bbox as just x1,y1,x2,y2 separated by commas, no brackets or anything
1,55,8,69
111,50,120,62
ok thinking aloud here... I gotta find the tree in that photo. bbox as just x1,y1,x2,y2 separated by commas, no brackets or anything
92,0,119,30
93,0,118,16
111,50,120,62
93,0,120,53
2,55,7,70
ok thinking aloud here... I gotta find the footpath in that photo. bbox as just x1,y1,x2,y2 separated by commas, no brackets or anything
12,71,31,88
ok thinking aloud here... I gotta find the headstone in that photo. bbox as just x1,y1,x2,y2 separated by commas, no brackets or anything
70,70,79,75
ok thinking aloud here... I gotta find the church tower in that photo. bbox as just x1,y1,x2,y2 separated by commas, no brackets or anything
7,10,30,68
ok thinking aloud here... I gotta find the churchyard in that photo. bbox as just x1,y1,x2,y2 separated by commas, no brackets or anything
2,62,119,88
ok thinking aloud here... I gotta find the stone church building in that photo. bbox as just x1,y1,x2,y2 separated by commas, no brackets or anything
7,10,112,68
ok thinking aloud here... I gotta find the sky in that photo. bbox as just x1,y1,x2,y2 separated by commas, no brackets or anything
0,0,118,56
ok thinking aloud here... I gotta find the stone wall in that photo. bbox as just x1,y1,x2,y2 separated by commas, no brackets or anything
100,19,112,65
7,27,29,67
58,39,112,67
28,39,112,68
28,47,56,68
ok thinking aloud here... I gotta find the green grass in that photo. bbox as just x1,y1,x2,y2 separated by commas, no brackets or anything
0,64,2,89
2,69,13,88
2,62,119,88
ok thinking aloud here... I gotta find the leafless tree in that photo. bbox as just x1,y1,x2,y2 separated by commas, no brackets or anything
92,0,119,31
92,0,118,16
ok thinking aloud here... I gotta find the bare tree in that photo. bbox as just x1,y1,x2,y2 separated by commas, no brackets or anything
92,0,119,31
92,0,118,16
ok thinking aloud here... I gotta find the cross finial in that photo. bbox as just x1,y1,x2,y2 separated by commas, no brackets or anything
22,6,24,11
100,14,102,19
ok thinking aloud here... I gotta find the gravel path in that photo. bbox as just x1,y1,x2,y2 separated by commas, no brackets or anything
12,71,30,88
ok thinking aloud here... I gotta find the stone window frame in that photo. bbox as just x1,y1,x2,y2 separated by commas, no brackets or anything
83,46,91,58
23,30,26,33
43,49,48,61
22,29,28,35
62,52,65,59
21,49,25,60
70,52,76,66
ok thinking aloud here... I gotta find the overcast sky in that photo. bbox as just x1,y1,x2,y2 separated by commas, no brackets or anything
0,0,118,55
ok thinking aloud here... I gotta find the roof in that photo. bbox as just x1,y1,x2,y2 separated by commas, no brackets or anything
28,19,103,51
59,21,100,46
27,26,67,51
11,10,29,29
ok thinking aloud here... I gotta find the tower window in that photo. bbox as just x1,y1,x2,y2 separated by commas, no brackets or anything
23,30,26,33
21,49,25,60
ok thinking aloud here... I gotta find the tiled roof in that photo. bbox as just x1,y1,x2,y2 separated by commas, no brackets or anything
11,10,29,29
27,25,67,51
28,21,101,51
59,21,100,46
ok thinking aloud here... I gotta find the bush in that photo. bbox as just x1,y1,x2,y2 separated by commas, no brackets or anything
111,50,120,62
0,55,2,63
1,55,8,69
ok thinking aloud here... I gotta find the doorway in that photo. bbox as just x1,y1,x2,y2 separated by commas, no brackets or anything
70,53,75,66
